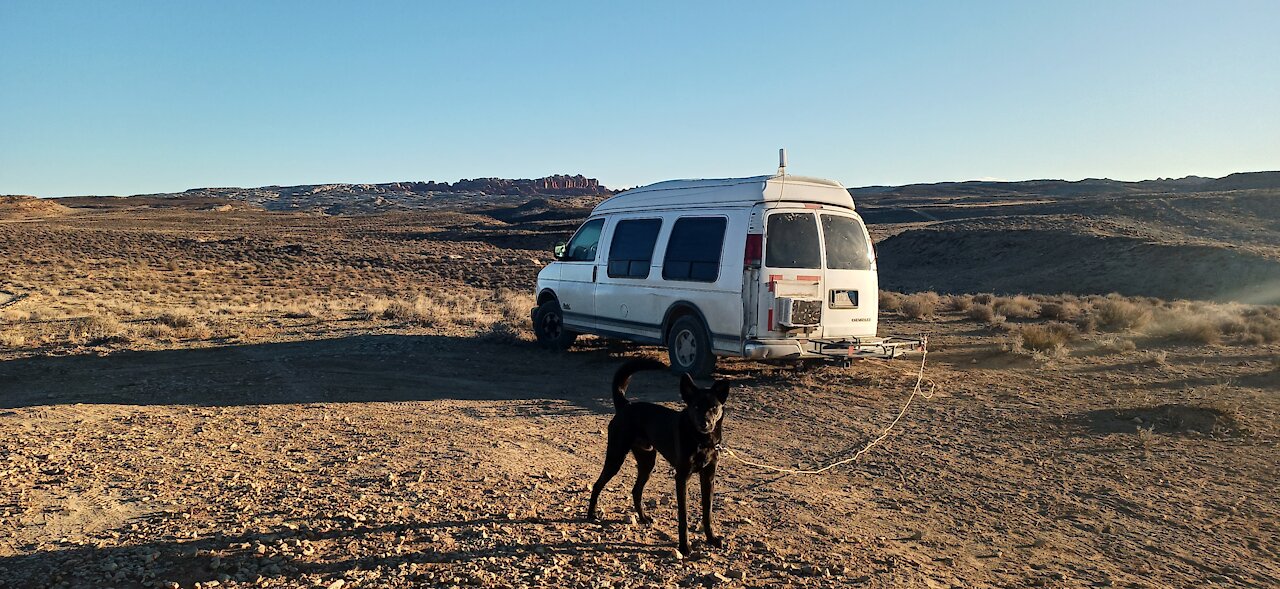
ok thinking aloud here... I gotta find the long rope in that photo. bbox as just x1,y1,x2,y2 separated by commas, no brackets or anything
0,293,28,310
718,345,934,475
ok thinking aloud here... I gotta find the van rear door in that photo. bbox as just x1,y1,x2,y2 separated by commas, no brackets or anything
756,209,825,338
755,208,878,340
817,211,878,339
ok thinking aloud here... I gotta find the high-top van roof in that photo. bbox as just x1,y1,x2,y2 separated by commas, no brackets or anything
592,174,855,214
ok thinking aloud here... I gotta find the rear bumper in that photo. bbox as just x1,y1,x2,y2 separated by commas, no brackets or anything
742,340,807,359
743,335,926,361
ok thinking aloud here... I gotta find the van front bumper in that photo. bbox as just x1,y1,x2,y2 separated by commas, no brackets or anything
743,335,926,361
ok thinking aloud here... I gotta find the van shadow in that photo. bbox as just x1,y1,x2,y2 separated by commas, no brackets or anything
0,334,670,413
0,513,670,588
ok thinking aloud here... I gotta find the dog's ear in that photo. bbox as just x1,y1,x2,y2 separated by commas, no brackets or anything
711,380,730,404
679,373,697,402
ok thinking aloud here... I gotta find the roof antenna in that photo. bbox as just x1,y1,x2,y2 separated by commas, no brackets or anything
777,148,788,176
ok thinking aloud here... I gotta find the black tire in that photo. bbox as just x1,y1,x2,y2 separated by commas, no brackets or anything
667,315,716,378
534,299,577,351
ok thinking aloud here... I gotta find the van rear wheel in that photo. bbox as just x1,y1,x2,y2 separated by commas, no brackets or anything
535,300,577,351
667,315,716,378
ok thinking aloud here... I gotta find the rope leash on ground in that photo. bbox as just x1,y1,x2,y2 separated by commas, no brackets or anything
0,293,29,310
717,343,935,476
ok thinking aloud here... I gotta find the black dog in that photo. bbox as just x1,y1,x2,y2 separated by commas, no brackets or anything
587,358,730,556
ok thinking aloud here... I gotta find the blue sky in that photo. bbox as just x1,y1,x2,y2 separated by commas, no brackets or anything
1,1,1277,197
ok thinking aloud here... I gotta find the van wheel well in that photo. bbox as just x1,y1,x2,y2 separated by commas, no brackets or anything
537,290,558,306
661,304,704,344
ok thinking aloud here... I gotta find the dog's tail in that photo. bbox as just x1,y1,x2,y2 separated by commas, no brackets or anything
612,358,667,412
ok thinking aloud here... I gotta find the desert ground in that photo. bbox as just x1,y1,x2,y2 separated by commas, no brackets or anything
1,191,1278,588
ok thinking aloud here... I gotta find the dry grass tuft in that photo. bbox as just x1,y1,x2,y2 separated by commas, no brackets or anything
1135,426,1158,457
1096,335,1137,354
972,293,995,305
900,292,940,319
376,288,534,337
1242,311,1280,344
0,331,26,349
70,314,128,345
994,295,1041,319
1017,322,1077,353
382,299,429,324
1143,350,1169,366
157,311,197,329
945,294,974,312
138,322,176,340
879,291,903,313
967,304,1003,324
1096,298,1152,331
1167,315,1222,345
481,289,535,343
1039,301,1081,321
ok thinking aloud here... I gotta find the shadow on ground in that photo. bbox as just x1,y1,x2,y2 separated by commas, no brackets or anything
1081,404,1241,437
0,334,679,413
0,513,672,588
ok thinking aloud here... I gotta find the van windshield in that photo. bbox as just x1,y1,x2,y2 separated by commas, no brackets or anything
765,212,821,268
564,218,604,262
821,214,872,270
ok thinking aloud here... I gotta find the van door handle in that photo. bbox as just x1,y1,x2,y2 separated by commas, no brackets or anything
593,266,597,282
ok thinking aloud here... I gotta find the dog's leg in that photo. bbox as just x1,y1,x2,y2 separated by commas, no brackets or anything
675,472,691,556
631,449,656,525
699,462,723,548
587,441,628,521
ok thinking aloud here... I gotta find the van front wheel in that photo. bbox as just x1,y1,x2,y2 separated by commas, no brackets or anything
535,300,577,351
667,316,716,378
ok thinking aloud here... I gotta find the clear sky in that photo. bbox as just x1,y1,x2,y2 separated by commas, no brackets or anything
2,1,1277,197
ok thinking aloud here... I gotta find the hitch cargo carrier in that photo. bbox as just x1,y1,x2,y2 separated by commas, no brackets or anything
743,335,927,362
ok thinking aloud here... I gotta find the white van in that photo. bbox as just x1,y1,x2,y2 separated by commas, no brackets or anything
532,172,923,376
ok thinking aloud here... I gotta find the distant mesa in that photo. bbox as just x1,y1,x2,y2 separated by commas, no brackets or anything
403,174,605,197
0,194,70,219
849,171,1280,205
54,174,615,215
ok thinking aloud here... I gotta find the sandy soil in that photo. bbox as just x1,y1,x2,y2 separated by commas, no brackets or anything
1,202,1278,589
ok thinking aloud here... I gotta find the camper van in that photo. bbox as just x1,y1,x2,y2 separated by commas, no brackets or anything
532,168,923,376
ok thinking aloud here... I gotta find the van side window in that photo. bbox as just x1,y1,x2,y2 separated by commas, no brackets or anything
607,219,662,278
821,214,872,270
564,218,605,262
766,212,821,268
662,217,727,282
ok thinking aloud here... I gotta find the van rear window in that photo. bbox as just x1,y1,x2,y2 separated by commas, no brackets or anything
607,219,662,278
662,217,726,282
766,212,821,269
821,214,872,270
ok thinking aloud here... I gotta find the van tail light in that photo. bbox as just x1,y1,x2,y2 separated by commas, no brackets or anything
744,233,762,268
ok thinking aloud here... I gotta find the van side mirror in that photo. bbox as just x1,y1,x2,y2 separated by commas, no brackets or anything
553,242,567,260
